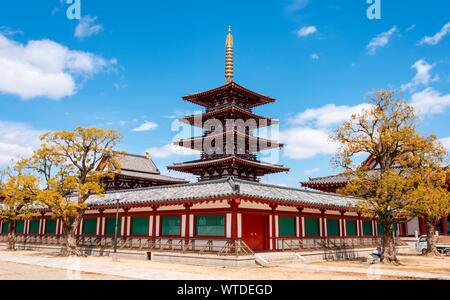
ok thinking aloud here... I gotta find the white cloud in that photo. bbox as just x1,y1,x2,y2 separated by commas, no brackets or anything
131,121,159,132
280,127,339,160
0,26,23,37
440,137,450,151
290,103,371,128
418,22,450,46
401,59,439,91
310,53,319,60
405,24,416,32
146,144,197,159
366,26,398,55
297,26,317,37
0,121,44,165
286,0,309,13
410,87,450,116
0,33,115,100
75,16,103,39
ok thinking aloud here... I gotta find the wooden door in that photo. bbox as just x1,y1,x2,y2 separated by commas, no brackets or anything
242,214,266,251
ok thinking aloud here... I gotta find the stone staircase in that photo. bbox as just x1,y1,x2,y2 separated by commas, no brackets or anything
254,252,305,267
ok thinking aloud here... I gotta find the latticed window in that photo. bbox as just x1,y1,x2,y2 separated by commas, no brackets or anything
363,221,373,236
161,216,181,236
196,215,225,237
83,219,97,235
1,222,9,234
105,218,121,235
346,220,357,236
16,220,25,234
29,220,39,234
377,223,384,235
45,220,57,234
279,216,296,237
131,217,149,236
305,217,319,237
327,219,339,236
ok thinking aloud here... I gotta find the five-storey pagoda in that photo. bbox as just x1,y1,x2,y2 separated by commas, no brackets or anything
168,27,289,181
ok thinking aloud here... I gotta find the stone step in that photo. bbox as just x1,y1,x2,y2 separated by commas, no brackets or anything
255,252,305,267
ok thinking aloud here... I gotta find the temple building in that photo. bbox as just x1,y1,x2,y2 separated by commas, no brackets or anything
301,155,450,237
0,28,407,256
98,152,188,190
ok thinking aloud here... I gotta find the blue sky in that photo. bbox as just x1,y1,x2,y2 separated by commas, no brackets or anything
0,0,449,187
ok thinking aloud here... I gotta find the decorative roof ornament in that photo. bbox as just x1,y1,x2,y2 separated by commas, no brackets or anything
225,25,234,83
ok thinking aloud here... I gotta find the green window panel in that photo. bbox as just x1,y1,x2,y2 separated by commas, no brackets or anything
16,221,25,234
327,219,340,236
131,217,149,236
2,222,10,234
305,217,319,237
161,216,181,236
363,221,373,236
393,223,398,233
196,215,225,237
29,220,40,234
377,223,384,235
279,216,296,237
447,221,450,235
83,219,97,235
346,220,357,236
105,218,121,235
45,220,57,234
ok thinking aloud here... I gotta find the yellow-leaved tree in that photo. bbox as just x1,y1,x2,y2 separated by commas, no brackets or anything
27,127,123,256
333,89,448,264
0,162,40,251
403,159,449,256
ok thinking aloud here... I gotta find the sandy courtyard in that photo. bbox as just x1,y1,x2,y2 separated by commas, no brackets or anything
0,250,449,280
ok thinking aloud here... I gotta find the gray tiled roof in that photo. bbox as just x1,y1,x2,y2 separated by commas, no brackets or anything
116,153,159,174
302,174,352,185
119,170,188,183
301,170,381,185
87,177,359,209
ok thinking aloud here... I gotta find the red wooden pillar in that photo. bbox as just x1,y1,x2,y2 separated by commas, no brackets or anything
419,217,426,235
441,217,448,236
151,206,158,238
229,199,241,241
123,208,129,237
184,203,192,240
98,210,104,237
357,213,362,237
339,211,346,237
39,213,45,236
297,207,304,238
270,204,278,250
320,209,327,238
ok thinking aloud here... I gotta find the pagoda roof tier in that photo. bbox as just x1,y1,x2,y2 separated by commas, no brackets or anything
167,155,289,175
175,130,284,152
182,82,275,109
179,105,278,128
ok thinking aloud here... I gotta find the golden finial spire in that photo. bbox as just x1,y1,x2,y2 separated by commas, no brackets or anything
225,25,234,84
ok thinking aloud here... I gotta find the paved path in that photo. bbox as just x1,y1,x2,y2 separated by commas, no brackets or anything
0,252,223,280
285,263,450,280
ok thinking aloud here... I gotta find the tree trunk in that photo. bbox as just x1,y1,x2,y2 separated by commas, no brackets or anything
423,216,441,256
61,216,84,257
7,220,17,251
380,224,399,264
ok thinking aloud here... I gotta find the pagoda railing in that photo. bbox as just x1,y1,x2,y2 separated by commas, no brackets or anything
201,153,257,161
